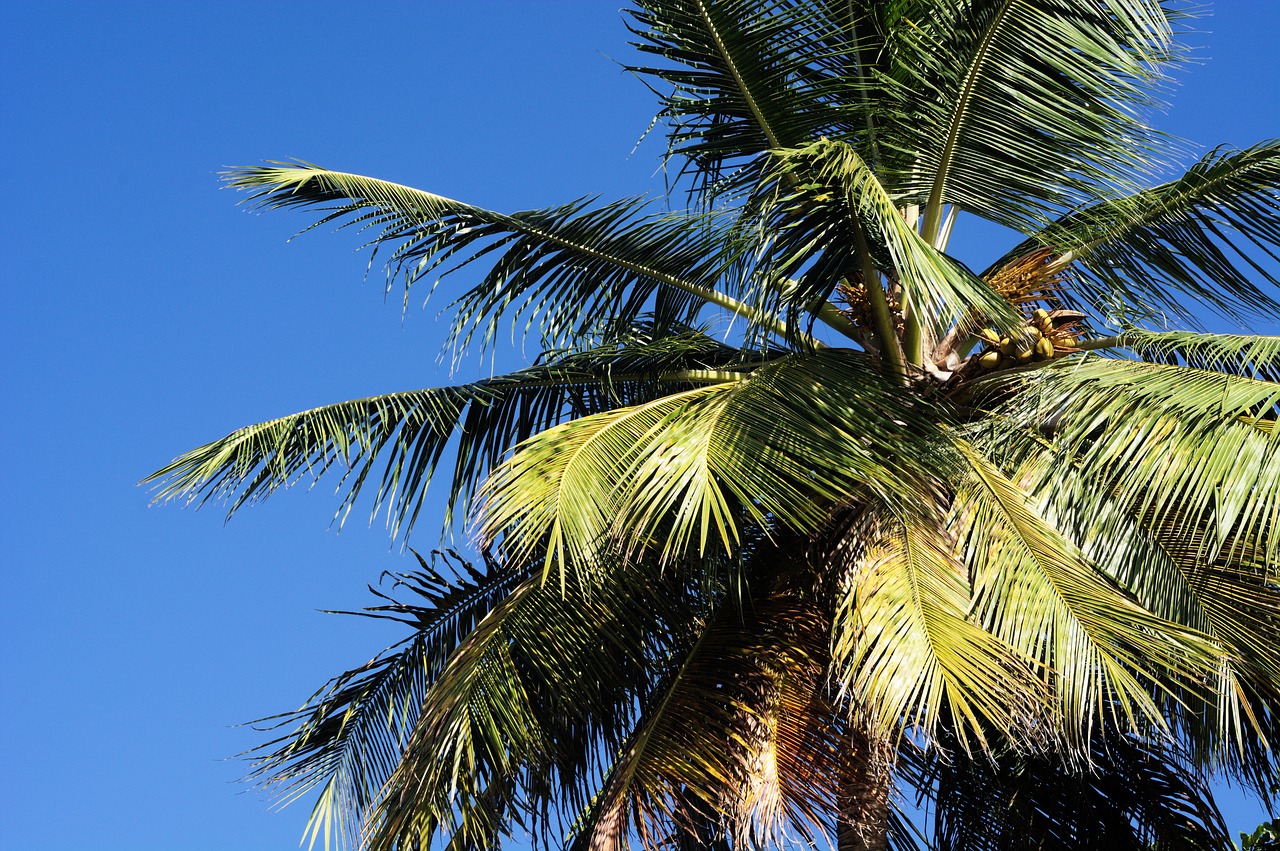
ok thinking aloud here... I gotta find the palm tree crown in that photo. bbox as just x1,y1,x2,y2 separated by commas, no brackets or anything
148,2,1280,849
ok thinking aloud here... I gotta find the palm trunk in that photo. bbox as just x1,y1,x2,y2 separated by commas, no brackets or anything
837,726,893,851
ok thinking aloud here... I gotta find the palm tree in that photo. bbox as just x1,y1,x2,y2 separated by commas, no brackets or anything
148,1,1280,849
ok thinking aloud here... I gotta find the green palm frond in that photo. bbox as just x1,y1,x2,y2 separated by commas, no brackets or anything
828,504,1046,752
886,0,1178,237
222,164,816,350
1015,141,1280,323
992,437,1280,773
761,139,1017,338
244,550,531,850
357,557,697,851
952,439,1223,750
625,0,866,199
1115,328,1280,382
980,355,1280,567
479,349,952,573
145,328,755,538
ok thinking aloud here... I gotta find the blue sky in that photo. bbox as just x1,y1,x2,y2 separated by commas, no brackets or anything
2,3,1277,849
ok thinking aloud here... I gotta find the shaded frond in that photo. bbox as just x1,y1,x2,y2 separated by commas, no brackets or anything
244,551,531,850
222,164,805,349
569,556,837,851
1021,141,1280,323
926,730,1233,851
626,0,866,199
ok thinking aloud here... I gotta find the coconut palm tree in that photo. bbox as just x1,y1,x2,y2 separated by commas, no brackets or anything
148,1,1280,849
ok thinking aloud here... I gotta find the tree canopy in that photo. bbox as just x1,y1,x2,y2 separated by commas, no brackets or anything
149,2,1280,849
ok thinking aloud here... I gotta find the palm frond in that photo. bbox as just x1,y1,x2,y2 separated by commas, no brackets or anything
222,164,812,349
925,730,1233,851
760,139,1017,338
1115,327,1280,382
977,355,1280,569
479,349,953,573
359,556,700,851
1017,141,1280,324
885,0,1179,236
828,504,1046,753
568,559,837,851
952,438,1223,751
145,327,756,538
243,550,531,850
626,0,867,200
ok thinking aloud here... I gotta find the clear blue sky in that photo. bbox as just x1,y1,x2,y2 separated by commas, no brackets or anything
2,3,1277,849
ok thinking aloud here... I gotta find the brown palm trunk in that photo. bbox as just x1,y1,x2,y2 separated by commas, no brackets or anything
837,725,893,851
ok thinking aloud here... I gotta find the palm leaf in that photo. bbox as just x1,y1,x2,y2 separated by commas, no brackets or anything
951,438,1223,751
978,355,1280,568
885,0,1178,237
360,556,700,851
625,0,867,199
243,550,531,850
145,328,756,538
1114,327,1280,382
1015,141,1280,324
925,730,1233,851
479,349,952,573
760,139,1017,339
828,504,1046,752
222,163,813,349
568,558,837,851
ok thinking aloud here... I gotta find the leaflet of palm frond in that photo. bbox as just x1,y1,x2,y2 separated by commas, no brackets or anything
1003,141,1280,325
144,326,762,539
625,0,872,203
924,729,1232,851
221,164,799,352
479,349,954,576
827,501,1049,754
950,438,1228,755
882,0,1177,236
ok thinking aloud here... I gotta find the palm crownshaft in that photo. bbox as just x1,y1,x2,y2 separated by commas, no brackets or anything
150,1,1280,848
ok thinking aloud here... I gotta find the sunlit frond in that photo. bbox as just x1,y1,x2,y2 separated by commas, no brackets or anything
978,355,1280,568
145,328,756,538
479,349,952,573
952,438,1223,751
885,0,1179,235
760,139,1017,337
828,504,1045,752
